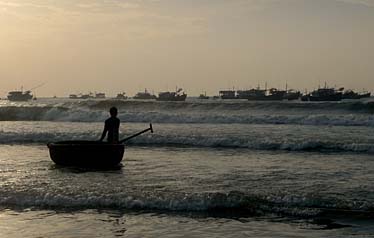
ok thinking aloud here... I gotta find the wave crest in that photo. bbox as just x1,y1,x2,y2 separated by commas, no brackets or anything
1,190,373,217
0,130,373,153
1,104,374,126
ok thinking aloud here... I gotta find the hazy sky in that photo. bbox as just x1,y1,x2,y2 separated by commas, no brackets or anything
0,0,373,97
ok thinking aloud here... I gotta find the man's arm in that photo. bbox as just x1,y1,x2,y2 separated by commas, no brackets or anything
114,119,120,143
99,123,108,142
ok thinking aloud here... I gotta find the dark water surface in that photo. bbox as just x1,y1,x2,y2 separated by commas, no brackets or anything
1,99,374,237
0,144,374,237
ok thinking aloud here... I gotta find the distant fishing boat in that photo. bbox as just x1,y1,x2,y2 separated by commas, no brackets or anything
7,84,45,102
116,92,128,100
246,88,266,100
236,90,253,99
156,88,187,101
69,93,94,99
80,93,94,99
246,88,286,101
301,86,343,101
198,92,209,100
95,92,106,99
219,90,236,99
283,90,301,100
133,89,157,100
236,90,262,99
7,90,33,101
265,88,287,100
342,90,371,100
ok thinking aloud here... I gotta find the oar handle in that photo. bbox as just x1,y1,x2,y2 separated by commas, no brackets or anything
120,123,153,144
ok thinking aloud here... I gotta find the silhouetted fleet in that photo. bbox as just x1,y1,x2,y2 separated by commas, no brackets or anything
216,84,370,101
2,84,372,102
69,92,106,99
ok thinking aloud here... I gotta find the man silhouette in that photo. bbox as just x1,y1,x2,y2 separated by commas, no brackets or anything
99,107,120,143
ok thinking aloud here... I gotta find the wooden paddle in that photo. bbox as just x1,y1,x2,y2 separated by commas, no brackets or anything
119,123,153,143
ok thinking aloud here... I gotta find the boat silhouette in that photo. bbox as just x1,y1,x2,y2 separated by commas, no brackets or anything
156,88,187,101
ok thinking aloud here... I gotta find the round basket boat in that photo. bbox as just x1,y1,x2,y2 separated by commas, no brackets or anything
47,141,125,168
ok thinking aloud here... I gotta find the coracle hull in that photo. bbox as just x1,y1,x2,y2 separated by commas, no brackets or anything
47,141,125,168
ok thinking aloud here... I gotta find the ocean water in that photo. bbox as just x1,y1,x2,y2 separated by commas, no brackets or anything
1,98,374,237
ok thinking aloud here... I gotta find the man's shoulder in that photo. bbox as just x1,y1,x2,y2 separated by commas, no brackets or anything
106,117,120,123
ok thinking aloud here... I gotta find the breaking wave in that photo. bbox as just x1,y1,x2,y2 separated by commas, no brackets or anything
1,103,374,126
1,190,373,218
0,130,373,154
76,99,374,113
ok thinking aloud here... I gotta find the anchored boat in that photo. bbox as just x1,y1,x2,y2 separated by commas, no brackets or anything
133,89,157,100
301,87,343,102
342,90,371,100
116,92,128,100
47,124,153,168
7,84,45,102
7,90,33,101
157,88,187,101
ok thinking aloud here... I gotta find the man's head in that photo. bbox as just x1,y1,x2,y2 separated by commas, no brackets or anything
110,107,118,117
